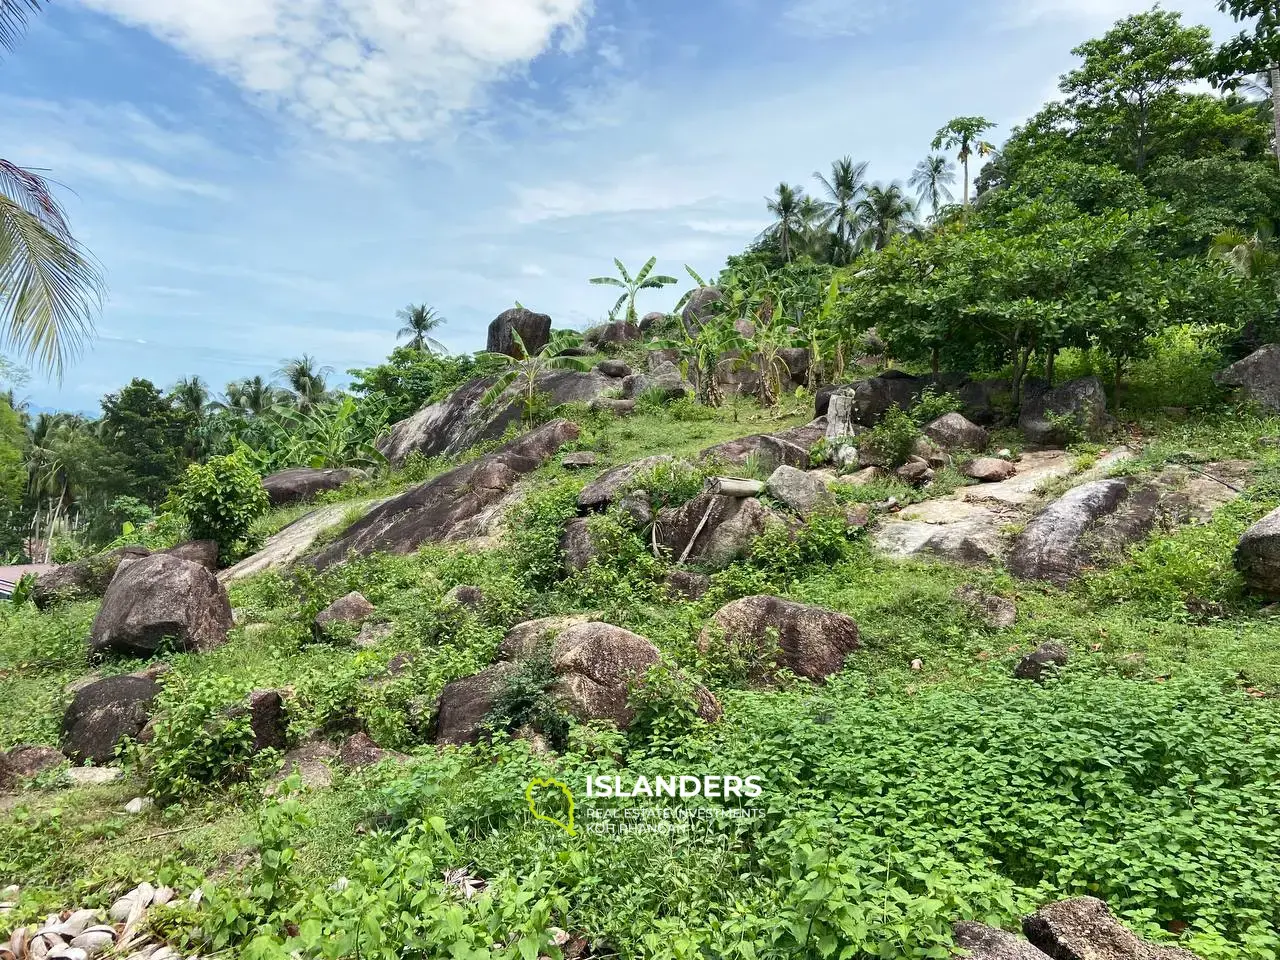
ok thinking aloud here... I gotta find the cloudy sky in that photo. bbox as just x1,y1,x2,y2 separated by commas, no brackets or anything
0,0,1235,410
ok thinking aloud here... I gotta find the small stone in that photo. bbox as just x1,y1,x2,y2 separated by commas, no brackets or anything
442,585,484,610
1014,642,1069,681
355,622,393,648
124,796,153,814
910,658,923,671
63,767,123,787
896,459,934,487
561,452,598,469
964,457,1017,483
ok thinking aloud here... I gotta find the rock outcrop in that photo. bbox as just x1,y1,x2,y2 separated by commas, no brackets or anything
434,663,519,746
655,492,778,568
766,466,833,517
924,412,989,452
578,455,677,512
487,307,551,358
561,518,598,573
220,499,382,581
622,361,692,401
262,467,360,506
90,554,233,656
681,287,723,332
1215,343,1280,411
312,420,579,570
952,922,1052,960
1022,897,1200,960
700,433,811,474
62,672,163,764
1237,506,1280,598
163,540,219,571
1008,479,1132,586
33,545,150,609
584,321,641,350
1014,642,1069,681
701,596,860,681
1019,376,1109,447
314,592,375,633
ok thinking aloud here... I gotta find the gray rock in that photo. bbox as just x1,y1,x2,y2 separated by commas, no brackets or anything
63,766,123,787
647,348,681,369
619,489,654,527
953,922,1050,960
33,546,151,610
1014,642,1069,681
90,554,233,657
561,451,599,469
355,621,394,648
62,672,163,764
434,663,518,746
578,455,677,512
589,397,637,416
621,361,691,401
1008,479,1131,586
313,420,580,569
315,592,375,632
956,586,1018,629
220,499,382,582
1019,376,1109,447
3,744,66,781
595,359,632,378
499,614,596,661
162,540,220,572
338,732,407,768
830,372,926,431
561,518,598,573
1022,897,1201,960
701,596,860,682
766,465,833,518
639,312,667,334
925,412,989,452
273,742,339,790
965,457,1017,483
664,569,710,600
700,433,811,474
655,492,778,568
1237,506,1280,599
681,287,723,332
584,321,641,350
443,585,485,609
486,307,551,358
872,500,1007,565
896,459,934,486
1215,343,1280,411
226,689,289,753
262,467,359,507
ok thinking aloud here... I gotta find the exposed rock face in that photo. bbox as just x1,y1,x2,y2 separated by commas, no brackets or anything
377,372,608,464
1019,376,1109,447
1237,506,1280,598
955,379,1013,426
873,499,1008,565
619,490,654,527
1022,897,1201,960
590,397,636,417
702,596,860,682
655,493,778,568
953,922,1051,960
664,569,710,600
925,413,989,452
4,744,66,780
548,623,664,727
226,689,289,752
639,311,667,334
315,592,375,633
700,433,811,474
487,307,551,358
1215,343,1280,411
561,451,599,469
90,554,233,657
1008,479,1131,586
339,731,406,768
561,518,598,573
622,361,691,401
595,359,631,378
220,499,381,582
681,287,723,332
33,545,150,609
766,465,833,517
965,457,1017,483
163,540,219,571
262,467,359,507
62,672,162,764
897,459,934,486
312,420,579,570
956,586,1017,629
828,372,925,432
434,663,518,746
578,455,676,512
584,321,641,350
498,614,596,661
1014,642,1069,681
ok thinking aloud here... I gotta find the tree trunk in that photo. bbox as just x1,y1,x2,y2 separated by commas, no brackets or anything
1271,67,1280,173
1010,346,1030,411
930,346,940,375
1045,347,1055,385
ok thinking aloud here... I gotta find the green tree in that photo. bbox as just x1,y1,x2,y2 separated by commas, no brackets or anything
277,355,333,412
763,183,806,262
479,330,592,426
96,378,193,507
395,304,448,354
909,155,957,219
932,116,996,207
222,375,283,418
588,257,678,324
813,157,869,263
0,2,103,377
856,183,917,251
347,347,486,423
1207,0,1280,171
175,450,270,564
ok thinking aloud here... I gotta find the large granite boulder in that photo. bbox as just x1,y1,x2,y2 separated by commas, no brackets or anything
314,591,375,633
62,672,163,764
377,371,610,464
622,361,691,401
33,545,150,609
924,412,989,452
3,744,66,781
1022,897,1201,960
1008,479,1132,586
434,663,519,746
965,457,1017,483
766,466,833,518
872,499,1007,565
1237,506,1280,598
487,307,552,358
700,433,811,474
639,312,667,334
1215,343,1280,411
90,554,233,656
561,518,598,573
163,540,219,572
584,321,641,350
827,372,925,434
701,596,859,682
577,455,677,513
681,287,723,333
262,467,360,506
655,493,779,568
1019,376,1109,447
312,420,579,570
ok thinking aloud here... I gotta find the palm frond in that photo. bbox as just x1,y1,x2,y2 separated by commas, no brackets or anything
0,0,43,53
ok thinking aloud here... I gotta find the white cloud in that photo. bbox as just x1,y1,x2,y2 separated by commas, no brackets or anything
73,0,595,140
782,0,896,37
521,263,547,276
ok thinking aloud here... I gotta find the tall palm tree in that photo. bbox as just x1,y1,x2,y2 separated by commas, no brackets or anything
395,304,448,354
0,1,103,377
797,195,827,259
589,257,678,324
932,116,996,208
763,183,805,263
221,375,283,417
170,375,210,418
813,157,869,264
909,155,957,219
857,184,917,252
278,355,333,412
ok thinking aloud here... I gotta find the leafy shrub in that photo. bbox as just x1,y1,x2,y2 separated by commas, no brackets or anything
910,386,963,426
858,405,920,468
174,450,271,564
506,478,584,590
625,458,712,511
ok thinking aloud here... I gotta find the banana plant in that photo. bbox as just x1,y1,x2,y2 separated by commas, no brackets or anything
589,257,678,324
478,329,592,426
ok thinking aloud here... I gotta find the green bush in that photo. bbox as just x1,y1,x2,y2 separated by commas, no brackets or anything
174,451,271,564
859,405,920,468
910,386,963,426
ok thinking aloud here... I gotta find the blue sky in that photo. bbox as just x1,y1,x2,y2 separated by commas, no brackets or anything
0,0,1235,411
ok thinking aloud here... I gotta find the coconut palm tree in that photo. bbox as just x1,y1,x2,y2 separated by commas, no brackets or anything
857,184,917,252
813,157,869,263
931,116,996,208
478,329,592,426
909,155,957,219
797,195,828,259
763,183,806,263
278,355,333,412
221,375,284,417
395,304,448,354
170,375,211,418
0,1,104,377
589,257,678,324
